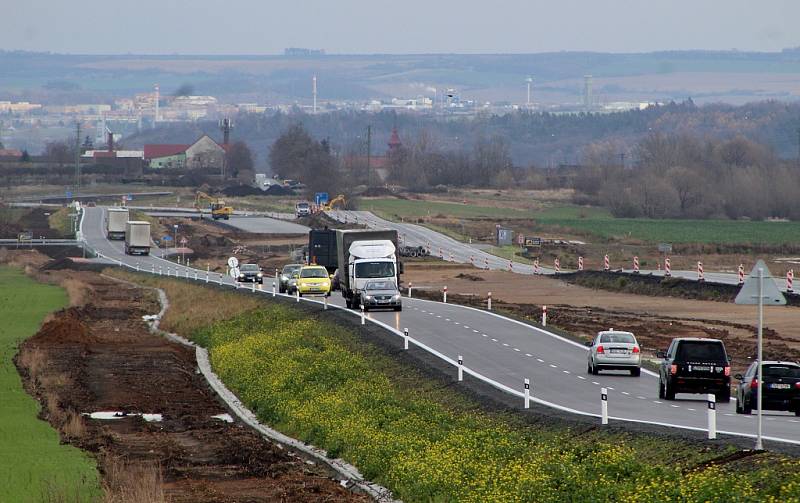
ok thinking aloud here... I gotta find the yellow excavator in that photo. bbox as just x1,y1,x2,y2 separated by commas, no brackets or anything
322,194,346,211
194,191,234,220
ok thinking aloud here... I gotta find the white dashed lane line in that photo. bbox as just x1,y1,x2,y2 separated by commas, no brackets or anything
621,392,630,395
562,370,570,374
536,358,544,363
577,376,586,380
592,381,600,385
637,396,647,400
549,364,557,368
491,338,498,342
472,329,479,333
670,404,680,408
514,348,521,352
525,353,532,357
482,334,488,338
687,408,696,411
653,401,663,404
502,343,509,347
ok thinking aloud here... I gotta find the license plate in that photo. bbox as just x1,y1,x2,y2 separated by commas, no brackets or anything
771,383,791,389
690,365,711,372
610,349,627,354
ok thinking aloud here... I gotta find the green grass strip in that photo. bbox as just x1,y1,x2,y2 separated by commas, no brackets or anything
0,267,99,502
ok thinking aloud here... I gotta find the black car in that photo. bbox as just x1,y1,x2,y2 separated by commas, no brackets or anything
735,361,800,416
657,338,731,402
237,264,263,284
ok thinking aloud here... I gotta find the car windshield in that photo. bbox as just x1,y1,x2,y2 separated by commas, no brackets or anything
297,203,309,208
600,333,635,344
677,341,726,361
764,365,800,378
355,262,395,279
282,265,301,274
240,264,259,272
366,281,395,291
301,268,328,278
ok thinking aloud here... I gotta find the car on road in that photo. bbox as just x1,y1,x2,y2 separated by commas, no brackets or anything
586,330,641,376
296,265,332,296
657,338,731,402
296,201,311,217
279,264,303,293
331,268,341,291
360,280,402,311
237,263,263,284
735,361,800,415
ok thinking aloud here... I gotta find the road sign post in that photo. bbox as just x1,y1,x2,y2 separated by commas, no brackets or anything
403,328,409,350
707,393,717,440
735,260,787,451
601,387,608,425
457,356,463,382
524,378,531,409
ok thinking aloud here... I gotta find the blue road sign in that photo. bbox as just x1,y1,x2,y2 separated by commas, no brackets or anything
66,191,73,199
162,235,173,241
315,192,329,205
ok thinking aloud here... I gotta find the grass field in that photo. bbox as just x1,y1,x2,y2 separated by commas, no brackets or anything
0,267,99,501
363,198,800,245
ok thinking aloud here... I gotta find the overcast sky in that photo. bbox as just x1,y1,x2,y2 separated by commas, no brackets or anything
3,0,798,55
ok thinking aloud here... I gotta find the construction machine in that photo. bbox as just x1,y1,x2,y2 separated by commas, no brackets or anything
194,191,234,220
322,194,346,211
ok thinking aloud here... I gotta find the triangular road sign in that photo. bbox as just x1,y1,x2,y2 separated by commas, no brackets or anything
735,260,787,305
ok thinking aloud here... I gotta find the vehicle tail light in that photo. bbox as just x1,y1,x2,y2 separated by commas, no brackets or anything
596,345,605,354
751,378,758,388
632,346,640,354
794,382,800,389
670,364,677,375
724,366,730,376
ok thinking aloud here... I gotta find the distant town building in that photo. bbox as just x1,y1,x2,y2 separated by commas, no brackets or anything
0,101,42,114
284,48,326,57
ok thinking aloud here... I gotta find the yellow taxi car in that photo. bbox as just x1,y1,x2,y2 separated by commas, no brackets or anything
296,265,332,296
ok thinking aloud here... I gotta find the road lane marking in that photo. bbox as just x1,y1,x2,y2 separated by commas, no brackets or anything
687,408,696,411
502,343,509,347
463,325,469,329
637,396,647,400
473,329,479,333
549,364,557,368
670,405,680,408
536,358,544,363
653,401,663,404
621,392,630,395
525,353,532,357
592,381,600,385
577,376,586,380
514,348,521,352
445,318,450,321
482,334,488,337
562,370,570,374
454,322,461,325
491,338,498,342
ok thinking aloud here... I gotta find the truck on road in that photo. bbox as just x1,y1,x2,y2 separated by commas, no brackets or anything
125,221,151,255
106,208,129,240
336,229,401,309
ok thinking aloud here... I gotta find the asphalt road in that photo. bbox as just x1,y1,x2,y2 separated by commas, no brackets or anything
327,210,790,292
82,206,800,447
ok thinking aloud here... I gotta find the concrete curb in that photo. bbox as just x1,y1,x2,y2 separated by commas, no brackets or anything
144,287,396,503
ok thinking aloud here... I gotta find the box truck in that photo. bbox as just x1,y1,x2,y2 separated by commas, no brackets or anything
335,229,401,309
106,208,129,240
124,221,151,255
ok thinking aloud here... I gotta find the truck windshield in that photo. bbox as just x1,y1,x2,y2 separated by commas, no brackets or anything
355,262,395,279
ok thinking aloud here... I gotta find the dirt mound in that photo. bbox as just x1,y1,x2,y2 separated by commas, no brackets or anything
360,186,394,197
222,185,264,197
264,184,295,196
42,256,106,272
455,273,484,281
36,308,94,344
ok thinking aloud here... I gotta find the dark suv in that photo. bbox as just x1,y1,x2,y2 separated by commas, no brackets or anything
657,338,731,402
735,361,800,416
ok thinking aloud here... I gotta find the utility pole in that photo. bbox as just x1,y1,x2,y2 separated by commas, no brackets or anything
74,121,81,195
620,152,625,168
366,125,372,187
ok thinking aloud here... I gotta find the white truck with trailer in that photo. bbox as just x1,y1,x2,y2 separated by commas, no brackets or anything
106,207,129,240
335,229,402,309
124,221,151,255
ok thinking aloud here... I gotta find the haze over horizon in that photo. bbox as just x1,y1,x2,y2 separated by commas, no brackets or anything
3,0,799,55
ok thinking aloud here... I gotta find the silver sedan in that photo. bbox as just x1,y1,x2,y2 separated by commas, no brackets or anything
586,330,641,376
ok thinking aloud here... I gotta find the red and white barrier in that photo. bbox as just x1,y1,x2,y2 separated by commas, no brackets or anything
738,264,745,285
484,257,489,270
487,291,492,310
633,256,640,274
439,247,443,258
542,305,547,327
449,252,454,262
443,285,448,303
470,255,474,265
554,258,561,273
578,256,584,271
788,270,794,292
697,261,704,282
604,254,610,271
533,259,540,274
508,260,513,271
665,257,671,277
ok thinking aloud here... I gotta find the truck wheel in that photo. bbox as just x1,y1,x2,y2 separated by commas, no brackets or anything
658,378,665,399
394,306,402,312
630,367,641,377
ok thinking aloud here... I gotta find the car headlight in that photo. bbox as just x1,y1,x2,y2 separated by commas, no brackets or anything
281,275,288,281
392,294,401,300
257,273,263,277
365,295,373,300
239,274,244,277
